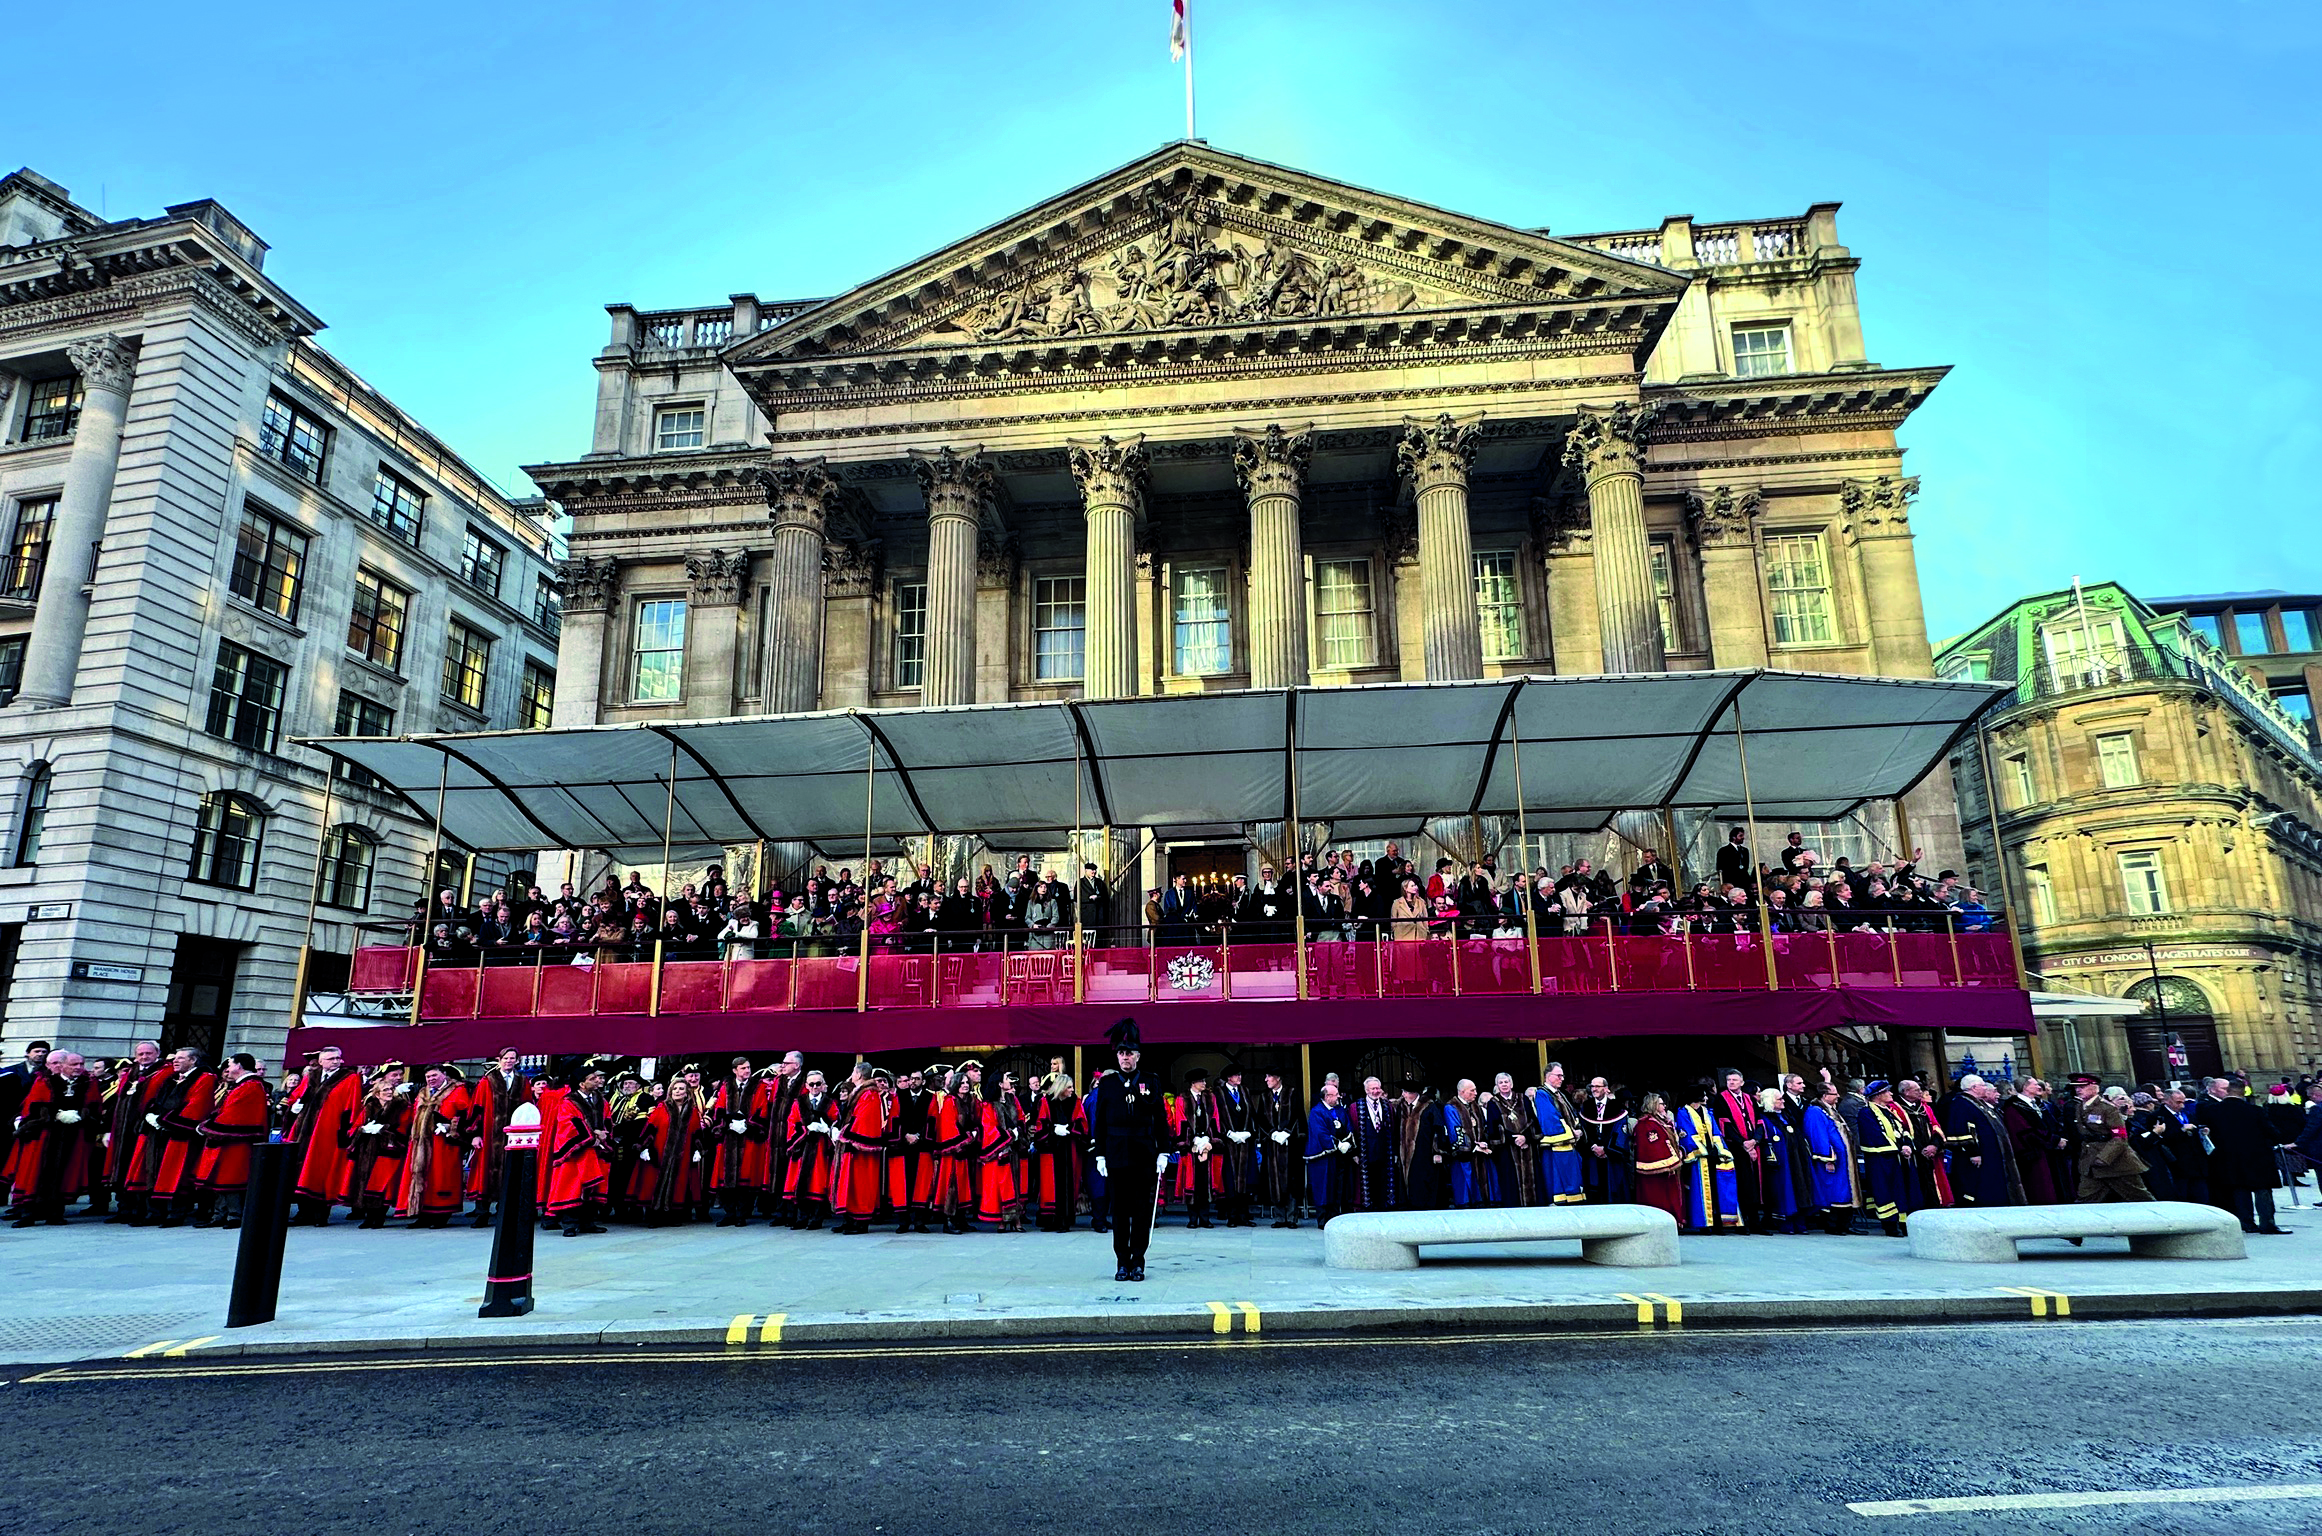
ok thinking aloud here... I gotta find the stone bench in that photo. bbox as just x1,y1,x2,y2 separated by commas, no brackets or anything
1322,1204,1680,1270
1905,1201,2247,1262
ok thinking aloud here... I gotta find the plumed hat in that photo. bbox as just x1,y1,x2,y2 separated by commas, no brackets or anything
1106,1016,1141,1052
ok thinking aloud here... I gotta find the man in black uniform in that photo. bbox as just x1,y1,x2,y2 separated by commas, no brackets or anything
1090,1018,1169,1281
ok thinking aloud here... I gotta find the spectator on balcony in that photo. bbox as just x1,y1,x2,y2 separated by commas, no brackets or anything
1628,850,1674,897
1555,878,1593,935
1141,887,1164,943
1024,880,1065,950
1156,874,1198,944
1715,828,1754,892
716,900,761,961
518,912,555,954
427,923,475,965
1389,877,1430,942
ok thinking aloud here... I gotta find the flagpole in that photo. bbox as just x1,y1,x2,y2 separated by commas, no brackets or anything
1183,0,1197,141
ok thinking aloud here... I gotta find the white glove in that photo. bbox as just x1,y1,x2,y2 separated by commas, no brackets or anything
1155,1153,1171,1173
639,1148,652,1163
396,1083,413,1096
436,1123,458,1137
1192,1136,1212,1156
1053,1123,1073,1137
289,1100,304,1116
361,1120,385,1135
102,1132,112,1147
808,1120,830,1134
145,1113,160,1129
692,1151,702,1163
728,1119,747,1135
1270,1130,1290,1145
1229,1130,1251,1144
56,1110,81,1125
826,1124,842,1140
1335,1137,1352,1154
1096,1157,1109,1177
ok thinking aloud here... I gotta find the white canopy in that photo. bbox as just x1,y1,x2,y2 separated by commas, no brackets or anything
306,670,2004,859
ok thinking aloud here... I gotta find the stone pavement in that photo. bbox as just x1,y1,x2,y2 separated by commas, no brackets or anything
3,1212,2315,1366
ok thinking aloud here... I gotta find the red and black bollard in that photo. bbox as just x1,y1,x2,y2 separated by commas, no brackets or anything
479,1104,541,1318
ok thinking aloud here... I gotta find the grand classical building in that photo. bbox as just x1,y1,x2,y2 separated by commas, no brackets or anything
0,168,561,1062
528,144,1959,894
1941,583,2322,1084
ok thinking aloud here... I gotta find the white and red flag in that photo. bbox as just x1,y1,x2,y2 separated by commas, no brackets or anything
1171,0,1188,61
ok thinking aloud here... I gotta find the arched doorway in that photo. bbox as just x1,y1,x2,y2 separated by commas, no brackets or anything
2122,975,2224,1086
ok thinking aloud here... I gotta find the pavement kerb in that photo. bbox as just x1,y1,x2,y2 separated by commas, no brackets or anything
46,1287,2322,1367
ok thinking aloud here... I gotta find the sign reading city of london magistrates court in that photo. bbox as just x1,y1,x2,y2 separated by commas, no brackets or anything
2042,945,2271,969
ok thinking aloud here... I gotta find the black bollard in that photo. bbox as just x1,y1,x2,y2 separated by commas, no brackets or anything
479,1108,540,1318
226,1141,296,1328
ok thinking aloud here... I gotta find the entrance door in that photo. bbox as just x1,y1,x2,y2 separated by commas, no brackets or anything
2125,1022,2223,1087
1167,843,1246,891
161,937,242,1060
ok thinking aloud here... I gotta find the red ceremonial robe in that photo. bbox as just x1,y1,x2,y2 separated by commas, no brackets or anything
341,1097,411,1206
932,1091,979,1218
833,1084,889,1220
1035,1092,1086,1216
533,1085,569,1206
105,1062,173,1192
783,1091,839,1204
707,1077,768,1192
195,1076,272,1191
887,1088,939,1212
152,1070,219,1207
5,1072,97,1207
629,1099,710,1214
398,1086,471,1216
462,1068,534,1202
545,1090,611,1217
1633,1115,1685,1222
973,1096,1022,1226
292,1067,366,1204
1899,1098,1956,1208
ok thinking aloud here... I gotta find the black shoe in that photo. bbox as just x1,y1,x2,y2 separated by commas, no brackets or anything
1129,1265,1145,1282
562,1227,581,1237
220,1217,241,1230
2066,1236,2085,1246
1114,1265,1130,1281
8,1218,32,1228
2258,1226,2292,1235
471,1213,494,1228
578,1222,607,1235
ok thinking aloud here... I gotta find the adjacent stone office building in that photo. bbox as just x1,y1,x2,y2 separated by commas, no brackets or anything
0,169,561,1063
529,145,1963,895
1940,583,2322,1085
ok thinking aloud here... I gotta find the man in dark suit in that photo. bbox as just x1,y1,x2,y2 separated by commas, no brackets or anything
1089,1018,1169,1282
2194,1076,2289,1234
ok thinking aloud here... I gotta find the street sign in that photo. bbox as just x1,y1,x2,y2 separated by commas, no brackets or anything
70,961,144,983
28,902,71,920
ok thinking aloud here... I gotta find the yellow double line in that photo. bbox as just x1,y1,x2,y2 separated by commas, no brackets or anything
1996,1285,2072,1319
123,1336,220,1359
1203,1301,1261,1335
1614,1293,1684,1329
724,1312,788,1345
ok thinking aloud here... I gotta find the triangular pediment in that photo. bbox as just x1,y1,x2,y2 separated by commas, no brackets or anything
728,143,1686,375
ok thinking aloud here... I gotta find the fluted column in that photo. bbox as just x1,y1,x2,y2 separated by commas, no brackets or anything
911,447,993,707
551,557,616,726
15,334,136,709
1396,414,1484,681
1233,424,1312,689
1067,435,1146,700
682,548,747,718
753,458,840,713
1563,402,1666,675
1686,486,1769,668
1842,476,1934,674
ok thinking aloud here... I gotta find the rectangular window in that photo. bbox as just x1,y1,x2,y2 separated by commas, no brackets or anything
346,568,410,671
227,504,309,622
204,640,289,752
519,660,556,730
459,528,505,598
1731,323,1794,379
1033,575,1086,682
892,581,927,689
1173,566,1233,676
2095,732,2140,789
0,635,24,705
367,468,426,546
2185,613,2223,646
1473,550,1525,661
631,599,686,702
2273,687,2315,733
1764,533,1834,646
532,573,562,634
2280,608,2318,653
332,691,395,789
2119,850,2169,915
3,496,56,601
2005,753,2034,808
2024,864,2058,927
259,393,329,482
22,375,82,441
442,620,491,710
1649,538,1678,649
1938,653,1991,682
1314,558,1376,670
2042,616,2128,689
653,405,705,452
2233,611,2271,655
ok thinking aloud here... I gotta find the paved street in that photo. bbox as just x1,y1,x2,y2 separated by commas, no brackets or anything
6,1316,2319,1535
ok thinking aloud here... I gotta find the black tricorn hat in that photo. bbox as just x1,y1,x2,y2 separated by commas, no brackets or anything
1106,1017,1141,1052
1185,1067,1210,1085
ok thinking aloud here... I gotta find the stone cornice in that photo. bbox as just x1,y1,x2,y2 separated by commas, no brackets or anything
1642,367,1947,442
0,217,319,339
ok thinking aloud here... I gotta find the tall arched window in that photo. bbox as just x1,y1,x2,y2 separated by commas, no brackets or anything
188,791,264,890
317,824,377,910
11,763,48,867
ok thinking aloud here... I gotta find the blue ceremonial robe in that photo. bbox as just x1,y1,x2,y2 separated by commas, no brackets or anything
1939,1093,2013,1207
1527,1087,1585,1205
1306,1102,1353,1213
1853,1100,1917,1223
1443,1100,1498,1208
1674,1104,1740,1230
1756,1109,1802,1221
1803,1102,1860,1211
1578,1102,1632,1203
1080,1084,1107,1205
1349,1094,1396,1210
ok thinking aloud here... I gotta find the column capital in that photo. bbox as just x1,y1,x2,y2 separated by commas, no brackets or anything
976,526,1019,590
1840,475,1920,538
1561,401,1661,485
1396,413,1480,491
1230,423,1313,498
684,547,748,607
1066,434,1148,512
753,457,841,534
1531,492,1593,554
910,445,996,525
821,537,881,598
555,555,618,615
1683,484,1764,548
65,333,138,395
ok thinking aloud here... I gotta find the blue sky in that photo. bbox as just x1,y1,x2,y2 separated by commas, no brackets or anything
12,1,2317,640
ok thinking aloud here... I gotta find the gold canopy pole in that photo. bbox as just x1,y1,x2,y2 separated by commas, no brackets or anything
1733,705,1778,993
857,712,875,1013
409,752,451,1027
1072,723,1086,1003
650,737,677,1018
1290,694,1307,1001
1511,702,1541,996
288,769,335,1036
1975,721,2042,1078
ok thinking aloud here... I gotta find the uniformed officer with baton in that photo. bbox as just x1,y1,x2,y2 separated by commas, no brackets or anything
1090,1018,1168,1282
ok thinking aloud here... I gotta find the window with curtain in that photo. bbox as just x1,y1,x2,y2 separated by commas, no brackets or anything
317,824,377,910
3,496,56,601
188,791,264,890
1731,323,1794,378
2118,849,2169,915
1473,550,1524,660
346,568,410,670
205,641,289,752
227,503,309,621
519,660,556,730
1764,533,1834,646
1314,558,1375,669
366,467,426,545
892,581,927,689
1649,538,1678,649
442,620,492,710
2096,733,2140,788
2024,864,2057,926
1173,567,1232,675
631,599,686,702
1033,575,1086,682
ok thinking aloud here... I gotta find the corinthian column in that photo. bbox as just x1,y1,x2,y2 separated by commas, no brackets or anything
551,556,616,726
1563,402,1666,675
1685,485,1768,668
911,447,994,707
753,458,839,713
1842,476,1933,674
1396,414,1484,681
1067,435,1146,700
1233,424,1313,689
15,334,136,709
